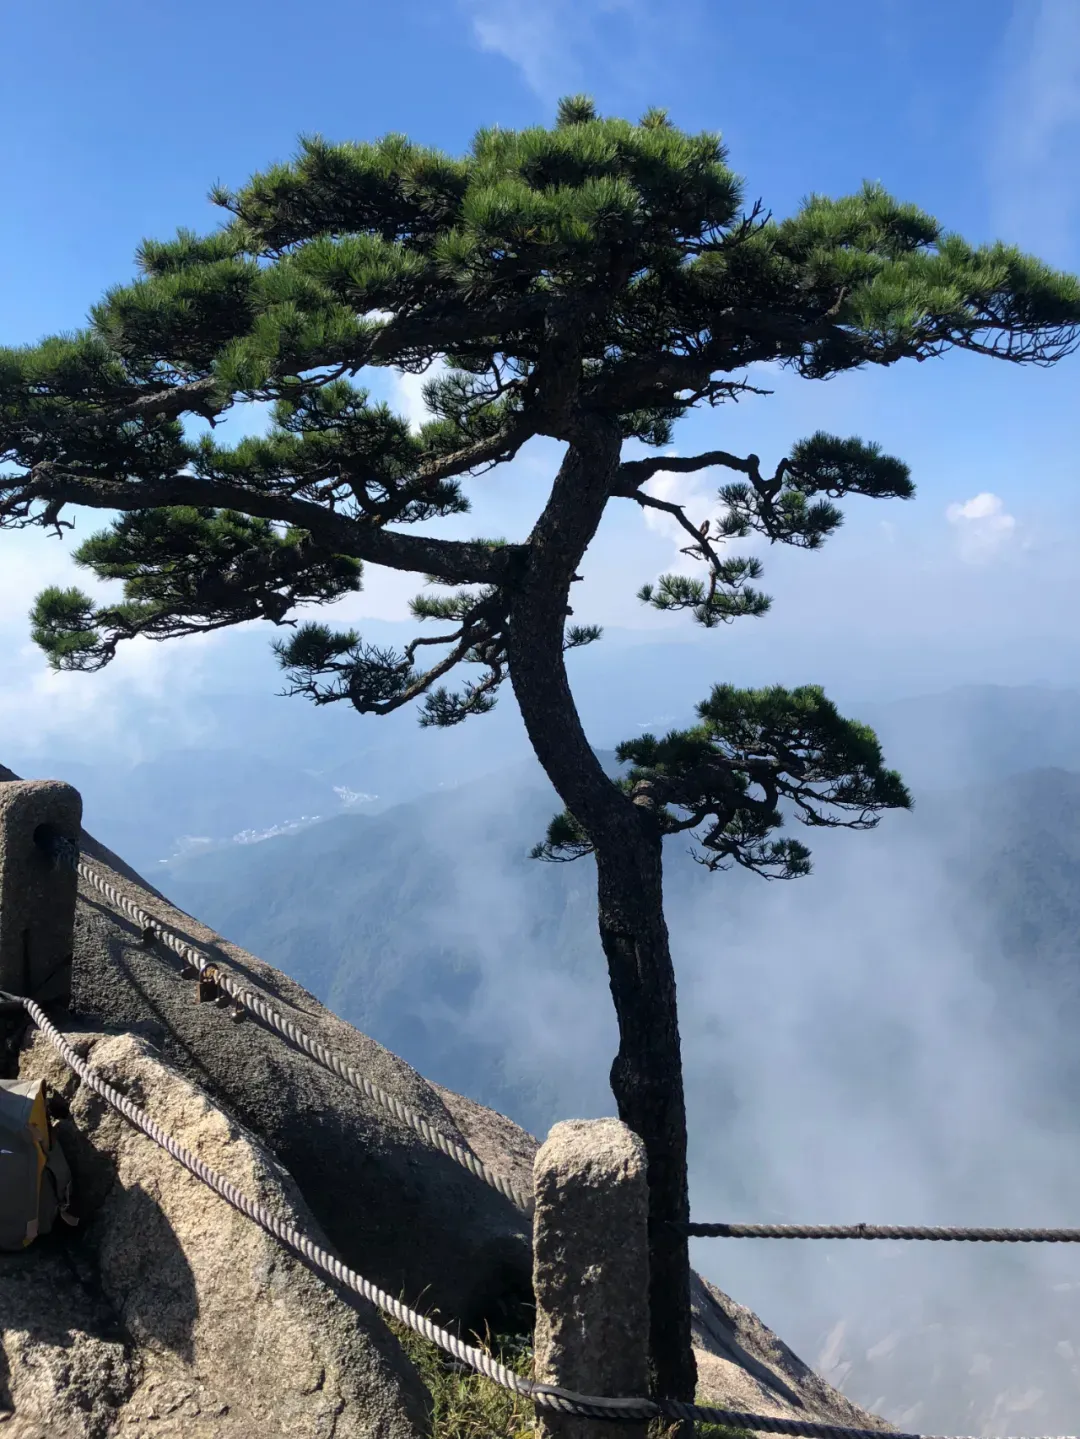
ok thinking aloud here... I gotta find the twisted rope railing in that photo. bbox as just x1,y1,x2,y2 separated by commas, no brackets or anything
44,833,533,1216
683,1222,1080,1242
7,989,1075,1439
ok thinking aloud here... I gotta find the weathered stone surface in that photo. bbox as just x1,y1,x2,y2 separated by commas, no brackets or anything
431,1082,540,1201
431,1098,893,1431
10,1028,430,1439
0,1242,134,1439
533,1119,650,1439
0,780,81,1005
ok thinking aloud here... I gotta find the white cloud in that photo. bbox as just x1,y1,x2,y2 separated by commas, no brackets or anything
0,529,249,761
988,0,1080,262
462,0,629,98
332,564,429,623
464,0,580,98
392,361,447,434
0,530,83,615
460,0,690,104
0,629,225,763
637,459,730,571
945,491,1017,563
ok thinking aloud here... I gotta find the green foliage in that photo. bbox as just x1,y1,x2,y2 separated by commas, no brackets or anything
30,587,102,668
386,1320,752,1439
787,432,913,498
193,381,471,522
530,808,593,863
274,622,417,709
419,680,500,727
135,225,248,276
387,1320,536,1439
29,510,362,671
410,589,490,623
273,609,509,725
535,685,911,873
716,433,914,550
638,561,770,627
564,623,603,651
2,95,1077,745
0,331,190,478
91,258,261,375
556,95,599,128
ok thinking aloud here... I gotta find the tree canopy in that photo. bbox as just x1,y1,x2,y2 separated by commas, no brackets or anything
6,99,1077,876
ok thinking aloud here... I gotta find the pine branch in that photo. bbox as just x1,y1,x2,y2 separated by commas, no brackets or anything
2,462,521,585
412,416,534,486
535,685,911,874
275,623,477,716
614,449,759,494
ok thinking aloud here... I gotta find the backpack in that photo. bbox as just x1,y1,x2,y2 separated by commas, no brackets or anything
0,1077,76,1250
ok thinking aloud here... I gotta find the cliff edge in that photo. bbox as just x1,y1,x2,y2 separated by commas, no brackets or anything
0,764,891,1436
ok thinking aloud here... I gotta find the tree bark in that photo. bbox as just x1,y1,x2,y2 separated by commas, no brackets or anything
505,427,697,1402
595,831,695,1404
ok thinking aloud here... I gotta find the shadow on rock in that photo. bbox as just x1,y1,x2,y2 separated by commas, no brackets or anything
95,1182,199,1364
0,1241,137,1437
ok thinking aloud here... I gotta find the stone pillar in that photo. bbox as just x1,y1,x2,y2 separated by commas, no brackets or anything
0,780,82,1005
532,1118,651,1439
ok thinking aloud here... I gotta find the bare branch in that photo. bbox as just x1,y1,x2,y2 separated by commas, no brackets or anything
278,626,479,717
401,628,465,664
629,490,727,573
362,632,477,715
106,374,226,423
614,448,758,494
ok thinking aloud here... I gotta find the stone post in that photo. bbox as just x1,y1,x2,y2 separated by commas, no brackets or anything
0,780,82,1006
532,1118,651,1439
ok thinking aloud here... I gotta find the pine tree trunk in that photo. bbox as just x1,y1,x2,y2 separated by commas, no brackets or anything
595,832,695,1402
504,428,697,1402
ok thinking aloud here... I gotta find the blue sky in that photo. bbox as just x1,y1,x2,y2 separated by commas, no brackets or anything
2,0,1079,757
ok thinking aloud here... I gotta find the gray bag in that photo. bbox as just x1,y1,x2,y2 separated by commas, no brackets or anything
0,1078,75,1250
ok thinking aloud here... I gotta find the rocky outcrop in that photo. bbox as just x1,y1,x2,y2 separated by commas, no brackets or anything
66,837,531,1338
690,1276,892,1430
3,1027,430,1439
0,761,891,1435
0,1242,134,1439
0,761,531,1338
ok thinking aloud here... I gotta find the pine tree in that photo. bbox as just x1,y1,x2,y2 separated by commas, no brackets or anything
3,97,1079,1403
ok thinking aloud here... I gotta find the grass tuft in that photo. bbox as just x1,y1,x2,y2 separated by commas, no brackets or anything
388,1320,752,1439
389,1320,537,1439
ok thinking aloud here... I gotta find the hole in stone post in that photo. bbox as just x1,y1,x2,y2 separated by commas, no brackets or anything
32,823,74,871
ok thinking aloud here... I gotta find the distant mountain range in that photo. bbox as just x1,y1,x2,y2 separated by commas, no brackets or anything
12,678,1080,873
